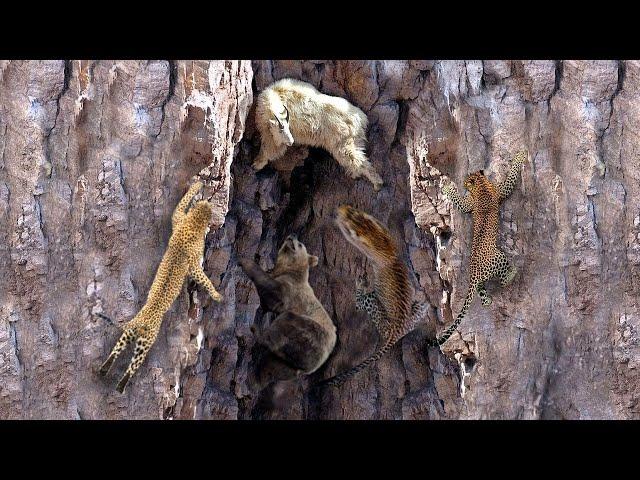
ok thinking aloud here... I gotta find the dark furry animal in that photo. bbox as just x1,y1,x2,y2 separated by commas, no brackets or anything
240,235,336,390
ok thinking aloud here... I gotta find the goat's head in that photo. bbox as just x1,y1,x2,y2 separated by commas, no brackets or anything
269,104,294,147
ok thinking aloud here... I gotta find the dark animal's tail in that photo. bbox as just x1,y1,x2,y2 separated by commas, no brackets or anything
315,334,398,389
426,285,475,347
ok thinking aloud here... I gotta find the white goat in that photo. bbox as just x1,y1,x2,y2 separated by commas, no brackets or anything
253,78,383,191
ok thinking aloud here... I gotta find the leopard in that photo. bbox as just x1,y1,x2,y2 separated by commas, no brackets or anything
426,149,527,347
97,181,223,393
316,205,428,389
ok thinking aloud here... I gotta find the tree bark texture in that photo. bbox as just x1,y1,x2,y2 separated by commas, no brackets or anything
0,60,638,419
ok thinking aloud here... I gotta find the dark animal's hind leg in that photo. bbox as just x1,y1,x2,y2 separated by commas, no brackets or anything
239,258,283,313
261,311,330,373
251,352,302,391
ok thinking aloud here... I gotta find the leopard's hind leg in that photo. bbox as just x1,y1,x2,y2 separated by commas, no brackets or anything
470,260,491,307
477,283,492,306
116,332,156,394
355,276,390,338
494,250,517,288
410,300,429,325
100,328,135,376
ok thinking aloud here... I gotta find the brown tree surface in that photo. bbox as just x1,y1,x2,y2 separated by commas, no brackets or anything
0,60,638,419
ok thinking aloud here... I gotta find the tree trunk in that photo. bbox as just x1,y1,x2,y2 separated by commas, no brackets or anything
0,60,638,419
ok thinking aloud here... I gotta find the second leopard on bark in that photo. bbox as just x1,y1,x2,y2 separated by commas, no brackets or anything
432,150,527,346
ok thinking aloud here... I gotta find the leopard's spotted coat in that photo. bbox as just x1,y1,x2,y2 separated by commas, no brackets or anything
97,181,222,393
428,150,526,346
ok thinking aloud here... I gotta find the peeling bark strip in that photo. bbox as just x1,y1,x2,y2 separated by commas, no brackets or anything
0,60,639,419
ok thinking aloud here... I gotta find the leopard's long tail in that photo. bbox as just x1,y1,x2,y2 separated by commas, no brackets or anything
426,284,475,347
95,312,118,327
315,333,400,389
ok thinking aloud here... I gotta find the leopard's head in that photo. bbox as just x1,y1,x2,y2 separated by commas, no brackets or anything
463,170,488,194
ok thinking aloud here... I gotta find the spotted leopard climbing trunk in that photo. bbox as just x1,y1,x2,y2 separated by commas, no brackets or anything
1,60,639,419
0,60,253,419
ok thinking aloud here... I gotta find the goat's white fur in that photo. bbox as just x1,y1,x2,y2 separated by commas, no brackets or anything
254,78,383,191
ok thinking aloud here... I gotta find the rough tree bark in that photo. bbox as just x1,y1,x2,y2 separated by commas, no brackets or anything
1,60,638,419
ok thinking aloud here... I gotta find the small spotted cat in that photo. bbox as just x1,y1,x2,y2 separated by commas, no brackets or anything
317,205,427,388
98,181,222,393
428,150,526,346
